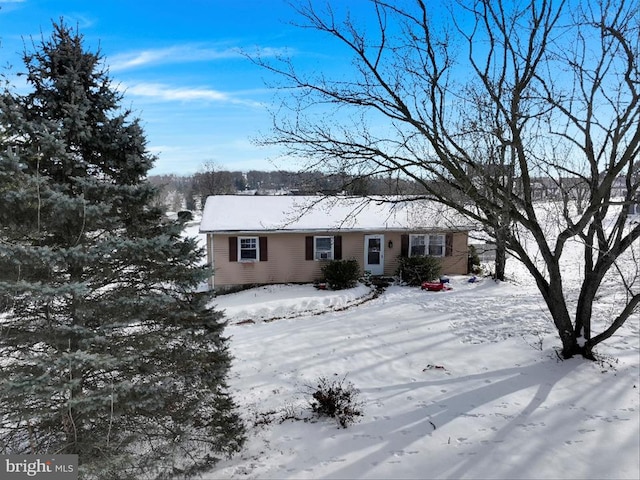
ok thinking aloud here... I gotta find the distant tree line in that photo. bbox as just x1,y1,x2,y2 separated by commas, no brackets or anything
149,168,426,211
150,166,638,217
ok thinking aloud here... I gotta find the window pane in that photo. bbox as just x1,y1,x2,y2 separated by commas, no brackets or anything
410,235,426,256
428,235,445,256
239,237,258,260
410,236,425,246
316,237,332,251
240,249,257,259
367,238,381,264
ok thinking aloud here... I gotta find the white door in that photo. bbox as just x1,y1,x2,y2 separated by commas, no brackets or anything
364,234,384,276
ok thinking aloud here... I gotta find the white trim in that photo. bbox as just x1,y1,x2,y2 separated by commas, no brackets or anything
208,234,215,290
409,233,446,257
201,228,466,235
238,236,260,262
314,235,334,261
364,234,384,275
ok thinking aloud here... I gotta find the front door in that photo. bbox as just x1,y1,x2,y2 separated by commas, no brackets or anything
364,234,384,276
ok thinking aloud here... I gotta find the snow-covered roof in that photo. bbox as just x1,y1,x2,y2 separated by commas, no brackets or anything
199,195,473,233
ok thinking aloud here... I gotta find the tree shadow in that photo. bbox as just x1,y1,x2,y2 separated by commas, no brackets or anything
320,357,581,479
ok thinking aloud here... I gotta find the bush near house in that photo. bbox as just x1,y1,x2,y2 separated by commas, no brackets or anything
397,255,442,286
468,245,482,275
321,259,360,290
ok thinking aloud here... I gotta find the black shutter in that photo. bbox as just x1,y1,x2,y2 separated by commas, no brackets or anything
305,236,314,260
445,233,453,257
259,236,268,261
401,234,409,257
229,236,238,262
334,235,342,260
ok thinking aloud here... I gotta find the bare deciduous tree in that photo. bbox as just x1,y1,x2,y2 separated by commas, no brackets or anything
256,0,640,359
192,161,237,205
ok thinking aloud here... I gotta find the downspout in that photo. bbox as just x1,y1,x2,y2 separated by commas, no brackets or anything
208,234,215,291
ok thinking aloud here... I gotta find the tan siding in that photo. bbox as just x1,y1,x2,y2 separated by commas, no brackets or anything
213,233,328,287
443,231,469,275
380,231,469,276
384,232,403,276
210,230,469,289
338,232,365,270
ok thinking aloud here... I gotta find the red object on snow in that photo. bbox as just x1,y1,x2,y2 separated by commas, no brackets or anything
421,281,449,291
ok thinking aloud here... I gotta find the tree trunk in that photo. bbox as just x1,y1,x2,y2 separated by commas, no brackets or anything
536,268,580,359
493,226,508,281
494,242,507,281
575,276,598,342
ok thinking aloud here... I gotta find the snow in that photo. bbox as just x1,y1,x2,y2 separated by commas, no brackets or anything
211,284,376,324
176,206,640,479
199,195,474,233
203,263,639,479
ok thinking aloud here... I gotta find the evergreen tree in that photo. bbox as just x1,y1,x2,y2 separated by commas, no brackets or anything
0,22,244,479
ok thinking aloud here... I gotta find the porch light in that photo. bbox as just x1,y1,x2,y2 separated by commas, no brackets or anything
388,240,393,249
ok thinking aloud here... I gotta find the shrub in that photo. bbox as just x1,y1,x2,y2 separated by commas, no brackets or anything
396,255,442,286
468,245,482,275
321,259,360,290
307,376,364,428
177,210,194,222
0,294,12,312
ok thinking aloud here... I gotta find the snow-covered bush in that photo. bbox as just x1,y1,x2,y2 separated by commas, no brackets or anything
307,376,364,428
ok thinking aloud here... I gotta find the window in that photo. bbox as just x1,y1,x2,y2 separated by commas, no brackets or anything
229,236,267,262
409,234,446,257
314,236,334,260
239,237,258,261
409,235,426,257
428,235,445,257
305,235,342,261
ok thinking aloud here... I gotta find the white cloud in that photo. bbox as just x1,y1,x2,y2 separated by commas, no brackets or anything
0,0,27,16
126,82,229,102
108,44,292,72
121,82,264,107
108,45,241,71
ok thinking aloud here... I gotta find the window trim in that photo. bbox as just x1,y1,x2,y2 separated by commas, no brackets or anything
409,234,446,258
314,235,334,261
238,236,259,262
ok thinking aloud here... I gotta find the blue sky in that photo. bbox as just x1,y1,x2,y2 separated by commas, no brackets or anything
0,0,354,176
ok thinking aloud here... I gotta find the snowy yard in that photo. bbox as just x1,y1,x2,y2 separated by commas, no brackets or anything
204,272,639,479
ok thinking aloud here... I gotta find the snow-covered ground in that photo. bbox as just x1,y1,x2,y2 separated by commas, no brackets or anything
181,209,639,479
210,283,376,324
202,267,639,478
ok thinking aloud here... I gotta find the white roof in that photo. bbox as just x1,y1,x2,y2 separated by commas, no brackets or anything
200,195,472,233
